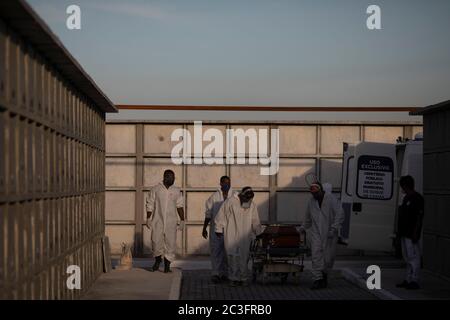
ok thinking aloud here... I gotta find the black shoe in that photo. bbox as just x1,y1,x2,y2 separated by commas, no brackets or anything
229,281,240,287
164,258,172,273
220,275,229,283
311,279,326,290
152,256,162,272
406,281,420,290
396,280,409,288
211,275,221,284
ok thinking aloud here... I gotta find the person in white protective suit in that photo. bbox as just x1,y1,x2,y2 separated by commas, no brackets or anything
146,170,185,273
214,187,263,287
304,182,344,289
202,176,236,284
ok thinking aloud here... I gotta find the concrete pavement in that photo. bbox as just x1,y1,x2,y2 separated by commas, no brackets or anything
82,257,450,300
343,267,450,300
180,269,378,300
83,264,182,300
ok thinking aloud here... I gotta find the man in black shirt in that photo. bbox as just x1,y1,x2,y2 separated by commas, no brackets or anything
396,175,424,290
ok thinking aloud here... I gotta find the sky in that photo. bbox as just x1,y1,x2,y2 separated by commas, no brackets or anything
26,0,450,121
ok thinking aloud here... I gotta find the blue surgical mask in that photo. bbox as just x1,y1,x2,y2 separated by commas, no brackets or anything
222,184,230,192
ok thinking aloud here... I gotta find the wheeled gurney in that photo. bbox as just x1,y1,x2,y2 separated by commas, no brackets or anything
250,224,309,284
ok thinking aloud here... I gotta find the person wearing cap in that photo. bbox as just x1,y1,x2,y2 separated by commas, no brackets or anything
214,186,263,287
304,182,344,289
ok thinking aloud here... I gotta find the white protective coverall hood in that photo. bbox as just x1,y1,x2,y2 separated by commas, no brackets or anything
146,182,184,262
205,187,236,277
304,192,344,281
214,194,263,281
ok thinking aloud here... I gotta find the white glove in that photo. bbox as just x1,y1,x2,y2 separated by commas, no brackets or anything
177,220,185,230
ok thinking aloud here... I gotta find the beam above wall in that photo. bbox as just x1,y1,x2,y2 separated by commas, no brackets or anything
116,105,419,112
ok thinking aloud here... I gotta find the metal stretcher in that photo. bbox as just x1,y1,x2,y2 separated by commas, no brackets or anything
250,224,309,284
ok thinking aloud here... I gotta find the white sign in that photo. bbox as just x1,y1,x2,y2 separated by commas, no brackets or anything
357,155,393,200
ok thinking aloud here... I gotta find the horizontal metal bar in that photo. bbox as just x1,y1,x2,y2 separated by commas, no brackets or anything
107,119,423,125
117,105,419,112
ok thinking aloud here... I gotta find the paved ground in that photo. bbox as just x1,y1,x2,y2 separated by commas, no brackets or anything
83,265,181,300
180,269,378,300
81,257,450,300
345,268,450,300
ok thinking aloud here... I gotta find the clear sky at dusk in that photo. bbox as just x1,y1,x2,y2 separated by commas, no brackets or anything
27,0,449,121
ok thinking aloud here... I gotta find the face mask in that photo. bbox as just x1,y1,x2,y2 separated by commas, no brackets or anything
242,200,251,209
221,184,230,192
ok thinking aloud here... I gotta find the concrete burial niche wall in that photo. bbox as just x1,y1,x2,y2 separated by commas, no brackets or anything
414,101,450,279
105,121,422,257
0,2,116,299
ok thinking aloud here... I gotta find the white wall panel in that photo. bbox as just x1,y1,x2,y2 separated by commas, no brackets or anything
105,158,136,187
364,126,403,143
321,126,360,155
279,125,316,155
277,159,316,188
276,192,310,223
144,124,183,154
105,192,135,221
106,125,136,154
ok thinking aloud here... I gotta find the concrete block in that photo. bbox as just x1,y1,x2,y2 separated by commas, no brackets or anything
320,126,360,155
105,158,136,187
144,124,183,154
277,159,316,188
187,124,226,157
229,125,269,157
186,225,209,255
106,125,136,154
279,125,317,155
276,192,310,223
230,164,269,188
105,191,135,221
364,126,403,144
186,192,211,222
186,164,226,188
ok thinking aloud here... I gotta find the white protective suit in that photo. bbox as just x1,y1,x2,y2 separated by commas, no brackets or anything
146,182,184,262
214,194,263,282
304,192,344,281
205,187,236,277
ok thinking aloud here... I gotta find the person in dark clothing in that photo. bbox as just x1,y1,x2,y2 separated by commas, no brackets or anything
396,175,424,290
